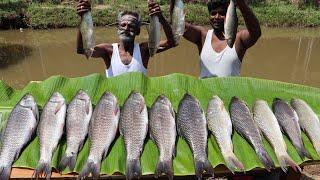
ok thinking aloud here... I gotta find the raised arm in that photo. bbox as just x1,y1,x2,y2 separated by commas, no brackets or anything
236,0,261,49
183,23,207,53
76,0,112,62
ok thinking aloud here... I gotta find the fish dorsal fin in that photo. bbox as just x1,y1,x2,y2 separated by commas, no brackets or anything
170,106,176,119
114,104,119,116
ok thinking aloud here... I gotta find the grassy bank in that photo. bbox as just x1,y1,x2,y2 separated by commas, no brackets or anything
1,0,320,29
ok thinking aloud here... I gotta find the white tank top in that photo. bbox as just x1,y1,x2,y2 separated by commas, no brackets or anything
200,29,241,78
106,43,147,77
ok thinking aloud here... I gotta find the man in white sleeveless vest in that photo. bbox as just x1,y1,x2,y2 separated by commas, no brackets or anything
183,0,261,78
76,0,175,77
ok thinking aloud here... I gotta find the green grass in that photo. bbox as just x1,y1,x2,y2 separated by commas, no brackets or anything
1,0,320,29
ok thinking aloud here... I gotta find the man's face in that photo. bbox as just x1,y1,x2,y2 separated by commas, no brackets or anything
209,6,227,31
118,14,140,42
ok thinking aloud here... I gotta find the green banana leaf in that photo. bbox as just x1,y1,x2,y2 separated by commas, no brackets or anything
0,72,319,176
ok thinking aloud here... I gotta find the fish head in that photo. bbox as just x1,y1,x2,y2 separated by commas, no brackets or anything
101,91,118,105
231,96,240,103
19,93,37,108
254,99,267,107
155,94,171,107
207,1,228,31
127,91,144,103
182,93,202,109
75,89,91,102
49,92,65,103
209,95,223,107
117,12,141,42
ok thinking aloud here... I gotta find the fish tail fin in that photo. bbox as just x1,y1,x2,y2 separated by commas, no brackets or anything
0,166,11,180
297,146,312,159
195,159,214,180
155,160,173,180
256,149,275,171
277,153,302,173
57,153,77,172
78,160,100,180
33,160,51,180
224,153,245,173
126,159,141,180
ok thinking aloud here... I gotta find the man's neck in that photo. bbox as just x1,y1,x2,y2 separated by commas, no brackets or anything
213,29,225,41
119,40,135,53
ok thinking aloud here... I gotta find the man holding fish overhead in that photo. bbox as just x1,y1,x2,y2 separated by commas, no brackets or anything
182,0,261,78
76,0,175,77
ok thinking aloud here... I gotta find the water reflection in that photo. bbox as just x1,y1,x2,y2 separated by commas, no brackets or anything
0,43,32,68
0,27,319,89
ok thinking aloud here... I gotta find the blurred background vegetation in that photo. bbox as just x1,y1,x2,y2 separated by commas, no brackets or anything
0,0,320,29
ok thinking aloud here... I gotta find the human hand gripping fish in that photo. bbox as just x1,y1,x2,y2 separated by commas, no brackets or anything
77,0,95,59
148,0,161,57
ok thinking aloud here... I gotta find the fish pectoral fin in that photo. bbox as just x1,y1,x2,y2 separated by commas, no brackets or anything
139,102,145,114
170,106,176,119
85,101,91,115
172,143,177,158
79,139,86,152
149,131,155,142
33,105,40,121
114,104,120,116
176,125,182,137
55,102,65,115
102,148,109,159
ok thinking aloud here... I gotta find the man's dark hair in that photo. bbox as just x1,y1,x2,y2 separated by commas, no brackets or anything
117,10,141,26
207,0,229,13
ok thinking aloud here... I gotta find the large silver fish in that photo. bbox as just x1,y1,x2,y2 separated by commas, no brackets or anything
291,98,320,155
80,10,95,59
34,92,66,179
207,95,244,173
172,0,185,45
149,95,176,180
58,90,92,172
148,0,161,57
230,97,274,171
224,0,238,48
0,94,38,180
272,98,310,159
119,91,148,180
253,99,301,173
177,93,214,180
78,92,119,179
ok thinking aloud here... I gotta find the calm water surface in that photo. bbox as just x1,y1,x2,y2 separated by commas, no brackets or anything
0,27,319,89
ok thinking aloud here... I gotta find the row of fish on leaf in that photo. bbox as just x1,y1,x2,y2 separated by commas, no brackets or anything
1,89,318,180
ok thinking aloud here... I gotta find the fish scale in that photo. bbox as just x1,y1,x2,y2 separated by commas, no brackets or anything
207,96,244,173
272,98,310,159
253,99,301,173
0,94,38,180
291,98,320,156
149,96,176,170
177,93,214,180
34,92,66,180
120,91,148,180
230,97,274,171
58,90,92,172
78,92,119,179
